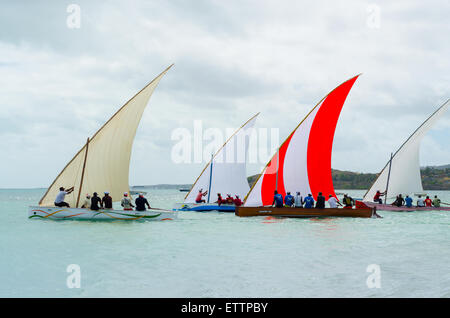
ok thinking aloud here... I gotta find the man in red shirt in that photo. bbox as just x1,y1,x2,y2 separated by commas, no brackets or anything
424,196,432,207
234,195,243,206
195,189,208,203
216,193,223,206
373,190,386,204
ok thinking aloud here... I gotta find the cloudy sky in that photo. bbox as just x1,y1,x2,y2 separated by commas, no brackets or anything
0,0,449,188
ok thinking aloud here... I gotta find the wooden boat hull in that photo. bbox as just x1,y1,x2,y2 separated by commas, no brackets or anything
363,202,450,212
28,206,177,221
173,202,235,212
235,206,376,218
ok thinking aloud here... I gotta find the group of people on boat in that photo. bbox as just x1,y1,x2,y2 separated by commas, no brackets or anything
54,187,152,211
271,191,355,209
195,189,243,206
373,190,441,208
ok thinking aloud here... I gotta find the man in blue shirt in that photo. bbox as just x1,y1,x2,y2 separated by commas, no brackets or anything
304,194,315,208
272,190,284,208
284,192,294,207
405,195,413,207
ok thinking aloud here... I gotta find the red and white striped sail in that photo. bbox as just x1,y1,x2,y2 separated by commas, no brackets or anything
244,75,359,206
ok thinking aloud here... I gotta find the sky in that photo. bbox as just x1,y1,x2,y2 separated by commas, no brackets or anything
0,0,449,188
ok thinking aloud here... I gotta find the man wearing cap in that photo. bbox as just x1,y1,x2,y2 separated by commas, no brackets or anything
135,193,151,211
54,186,74,207
102,191,113,209
121,192,134,211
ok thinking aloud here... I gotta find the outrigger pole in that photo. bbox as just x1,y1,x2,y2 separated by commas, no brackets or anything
76,137,90,208
384,152,393,205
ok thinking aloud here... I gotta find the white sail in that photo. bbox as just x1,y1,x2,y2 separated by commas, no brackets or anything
363,99,449,202
39,65,173,207
184,113,259,203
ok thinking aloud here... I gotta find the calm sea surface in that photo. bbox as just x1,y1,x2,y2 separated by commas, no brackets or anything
0,188,449,297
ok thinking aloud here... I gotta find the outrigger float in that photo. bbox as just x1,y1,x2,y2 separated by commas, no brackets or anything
29,207,175,221
362,202,450,213
237,75,381,219
173,202,236,212
28,65,177,221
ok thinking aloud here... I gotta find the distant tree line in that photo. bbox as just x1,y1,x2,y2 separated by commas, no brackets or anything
247,166,450,190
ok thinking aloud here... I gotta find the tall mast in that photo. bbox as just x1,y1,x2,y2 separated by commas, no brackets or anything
207,154,213,203
76,137,90,208
275,151,279,192
384,152,393,204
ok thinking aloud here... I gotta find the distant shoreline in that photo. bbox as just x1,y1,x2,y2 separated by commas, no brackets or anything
2,164,448,190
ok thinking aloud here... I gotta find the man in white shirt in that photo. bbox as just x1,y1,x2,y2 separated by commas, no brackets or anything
54,186,74,207
121,192,135,210
81,194,91,209
294,192,303,208
416,195,425,207
327,194,340,208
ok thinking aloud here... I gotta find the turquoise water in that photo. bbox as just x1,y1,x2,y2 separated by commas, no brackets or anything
0,188,449,297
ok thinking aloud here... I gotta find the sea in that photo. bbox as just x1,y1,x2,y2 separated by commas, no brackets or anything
0,188,449,298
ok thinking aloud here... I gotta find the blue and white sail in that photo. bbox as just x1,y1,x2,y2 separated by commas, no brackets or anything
184,113,259,204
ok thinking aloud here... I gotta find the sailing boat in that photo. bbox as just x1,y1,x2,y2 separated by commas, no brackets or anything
175,113,259,212
28,65,178,221
236,75,377,218
363,99,450,212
